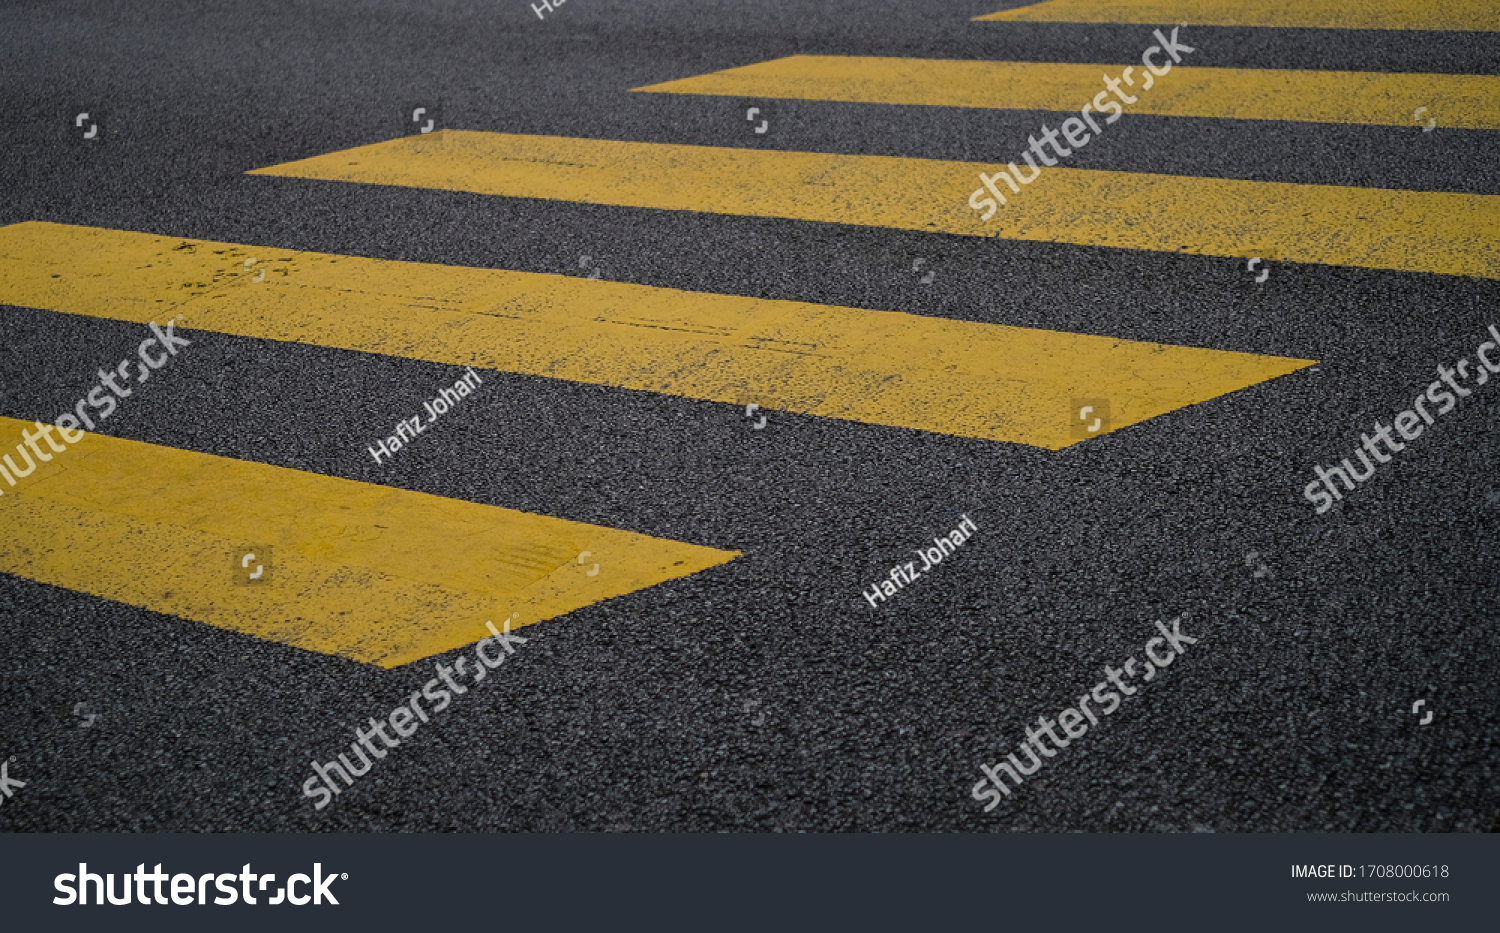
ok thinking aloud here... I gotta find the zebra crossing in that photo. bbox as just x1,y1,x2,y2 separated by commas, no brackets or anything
0,0,1490,668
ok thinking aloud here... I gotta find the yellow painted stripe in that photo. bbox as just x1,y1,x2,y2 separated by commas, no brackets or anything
247,131,1500,281
636,56,1500,130
0,222,1311,449
0,415,736,667
975,0,1500,31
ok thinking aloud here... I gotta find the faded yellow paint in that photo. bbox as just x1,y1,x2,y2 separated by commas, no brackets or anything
975,0,1500,31
0,416,736,667
0,222,1314,449
636,56,1500,130
246,132,1500,280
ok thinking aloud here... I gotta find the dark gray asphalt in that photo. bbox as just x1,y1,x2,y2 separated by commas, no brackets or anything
1,0,1497,832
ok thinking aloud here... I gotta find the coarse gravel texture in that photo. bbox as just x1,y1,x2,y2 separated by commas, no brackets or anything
0,0,1497,832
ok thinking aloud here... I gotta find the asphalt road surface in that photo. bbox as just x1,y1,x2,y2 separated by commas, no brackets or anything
1,0,1498,832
